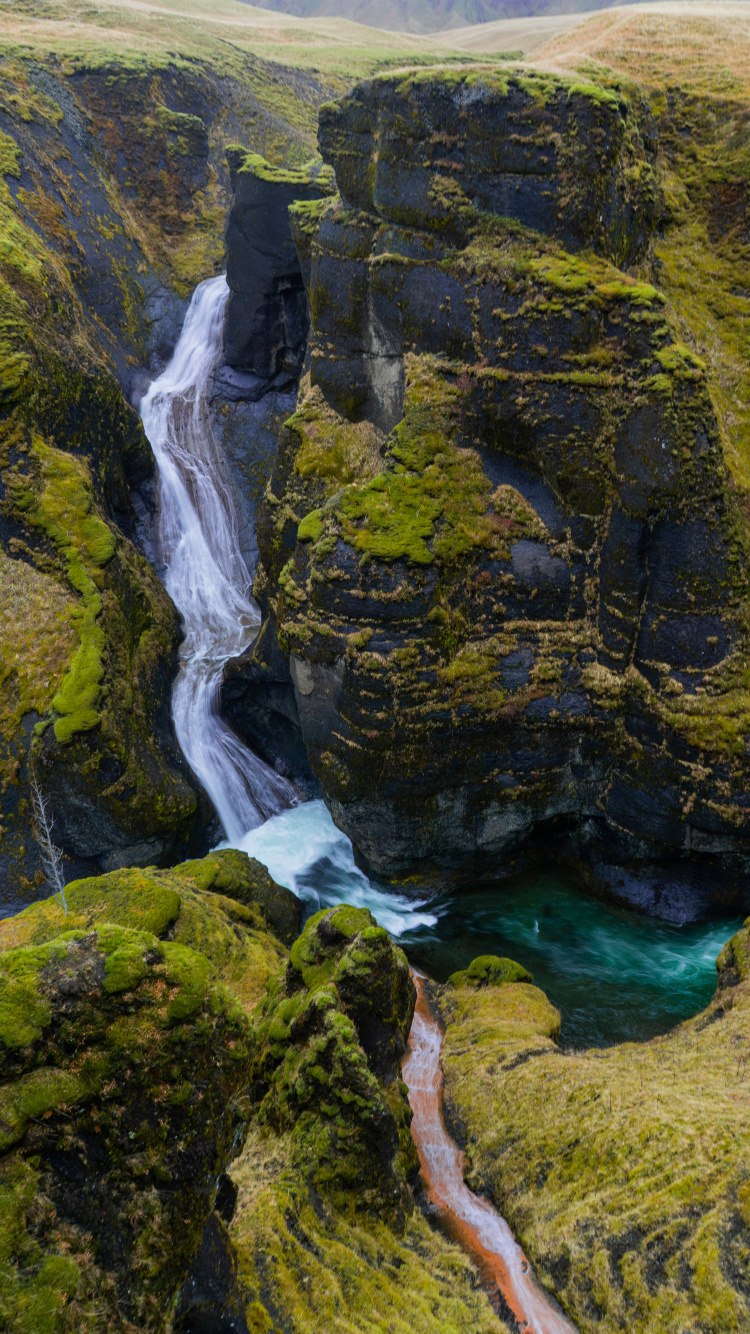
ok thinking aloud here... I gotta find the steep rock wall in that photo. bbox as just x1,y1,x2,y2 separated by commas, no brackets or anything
248,69,750,920
0,52,331,911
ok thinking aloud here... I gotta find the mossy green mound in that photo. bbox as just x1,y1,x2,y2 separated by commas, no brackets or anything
436,923,750,1334
250,904,417,1210
226,1123,512,1334
448,954,533,989
0,848,298,1016
0,925,252,1333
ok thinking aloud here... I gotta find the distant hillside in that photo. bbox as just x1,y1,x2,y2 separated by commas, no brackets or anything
242,0,633,36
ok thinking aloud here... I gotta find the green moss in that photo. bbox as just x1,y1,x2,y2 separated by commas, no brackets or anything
568,82,621,108
229,1126,511,1333
298,507,325,543
8,437,116,743
436,921,750,1334
253,905,414,1206
289,193,337,236
448,955,533,989
0,850,295,1017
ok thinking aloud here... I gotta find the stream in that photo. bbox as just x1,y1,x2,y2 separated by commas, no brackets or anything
140,275,741,1332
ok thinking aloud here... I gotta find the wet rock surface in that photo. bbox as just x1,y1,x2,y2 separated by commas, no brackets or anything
222,148,335,396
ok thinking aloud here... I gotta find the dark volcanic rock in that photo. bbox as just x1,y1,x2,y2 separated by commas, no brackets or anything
223,148,335,392
243,69,750,920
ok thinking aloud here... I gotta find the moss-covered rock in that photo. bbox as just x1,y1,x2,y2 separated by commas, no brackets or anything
0,848,298,1015
0,926,253,1333
435,928,750,1334
247,69,750,920
319,68,659,265
448,954,533,989
249,904,416,1210
224,1123,513,1334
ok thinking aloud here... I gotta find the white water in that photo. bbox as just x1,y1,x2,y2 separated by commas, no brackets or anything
140,276,436,934
140,275,296,843
230,800,438,936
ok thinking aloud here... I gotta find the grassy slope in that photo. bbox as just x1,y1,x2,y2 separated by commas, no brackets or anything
438,933,750,1334
534,2,750,490
0,0,472,83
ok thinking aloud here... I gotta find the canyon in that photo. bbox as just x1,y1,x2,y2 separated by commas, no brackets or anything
0,3,749,1332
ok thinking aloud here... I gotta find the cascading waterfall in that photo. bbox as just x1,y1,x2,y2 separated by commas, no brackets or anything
137,276,738,1334
140,275,296,844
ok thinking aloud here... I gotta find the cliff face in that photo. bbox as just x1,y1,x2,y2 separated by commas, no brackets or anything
247,69,750,919
0,51,330,911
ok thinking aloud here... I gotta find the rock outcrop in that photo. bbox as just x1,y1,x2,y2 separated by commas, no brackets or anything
0,857,509,1334
221,148,336,399
0,848,298,1333
243,68,750,920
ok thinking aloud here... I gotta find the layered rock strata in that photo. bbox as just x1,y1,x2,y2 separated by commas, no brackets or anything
244,68,750,919
221,148,336,400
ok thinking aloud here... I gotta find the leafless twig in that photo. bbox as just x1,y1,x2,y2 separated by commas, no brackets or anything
30,773,68,916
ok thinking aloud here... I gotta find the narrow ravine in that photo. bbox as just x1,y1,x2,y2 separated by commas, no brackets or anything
140,275,296,843
403,972,578,1334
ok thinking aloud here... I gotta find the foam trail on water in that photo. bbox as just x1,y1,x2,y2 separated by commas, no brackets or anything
140,275,296,843
230,801,438,936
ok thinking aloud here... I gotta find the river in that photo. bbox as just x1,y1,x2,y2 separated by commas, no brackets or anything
139,274,739,1332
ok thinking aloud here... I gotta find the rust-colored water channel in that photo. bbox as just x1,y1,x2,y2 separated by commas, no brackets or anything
402,972,578,1334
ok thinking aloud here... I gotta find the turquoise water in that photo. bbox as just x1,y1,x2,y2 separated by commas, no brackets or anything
232,801,742,1049
400,875,743,1047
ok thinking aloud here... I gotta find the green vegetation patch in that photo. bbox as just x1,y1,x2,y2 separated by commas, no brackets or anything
251,904,415,1206
437,922,750,1334
229,1123,511,1333
333,357,548,567
448,954,533,989
7,437,116,743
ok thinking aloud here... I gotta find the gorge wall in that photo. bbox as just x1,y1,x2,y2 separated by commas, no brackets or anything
235,69,750,920
0,49,331,911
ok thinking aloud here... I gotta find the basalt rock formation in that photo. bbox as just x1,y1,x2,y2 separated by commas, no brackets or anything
0,51,331,912
221,148,336,400
243,68,750,920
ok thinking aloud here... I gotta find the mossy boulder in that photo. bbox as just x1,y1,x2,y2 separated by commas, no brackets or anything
0,848,299,1016
448,954,533,989
435,922,750,1334
250,904,417,1210
0,927,253,1333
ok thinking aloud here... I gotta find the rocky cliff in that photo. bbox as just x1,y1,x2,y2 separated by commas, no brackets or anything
242,68,750,920
0,48,332,912
0,854,510,1334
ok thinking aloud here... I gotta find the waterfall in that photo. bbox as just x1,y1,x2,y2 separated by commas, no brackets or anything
140,275,296,844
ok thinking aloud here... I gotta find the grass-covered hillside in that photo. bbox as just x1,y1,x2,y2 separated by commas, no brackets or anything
536,1,750,492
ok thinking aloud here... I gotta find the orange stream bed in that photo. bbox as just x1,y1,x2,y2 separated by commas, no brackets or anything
402,972,577,1334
